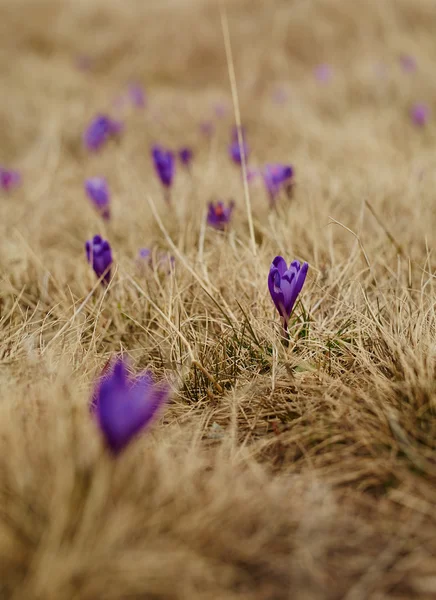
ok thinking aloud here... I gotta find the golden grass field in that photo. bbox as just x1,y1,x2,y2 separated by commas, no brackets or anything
1,0,436,597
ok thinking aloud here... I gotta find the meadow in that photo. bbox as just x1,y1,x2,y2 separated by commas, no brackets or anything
1,0,436,598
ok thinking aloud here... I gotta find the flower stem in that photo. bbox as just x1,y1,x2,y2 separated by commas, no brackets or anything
281,318,289,347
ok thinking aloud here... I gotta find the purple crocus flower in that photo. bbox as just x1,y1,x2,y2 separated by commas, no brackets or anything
314,64,332,83
91,358,170,454
410,103,430,127
129,84,146,108
0,167,21,192
229,126,249,165
268,256,308,334
151,145,175,195
399,55,417,73
178,147,193,168
85,234,113,285
85,177,110,220
207,200,235,230
263,164,294,205
84,114,123,152
229,139,249,165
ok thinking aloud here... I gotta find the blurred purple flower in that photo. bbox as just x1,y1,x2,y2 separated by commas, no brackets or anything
214,102,229,119
410,103,430,127
229,125,249,164
85,177,110,220
399,55,417,73
85,234,113,285
272,87,289,104
137,248,174,274
138,248,152,261
178,147,193,168
91,357,170,454
200,121,215,137
207,200,235,230
229,139,249,165
314,64,332,83
263,164,294,205
151,145,175,191
0,167,21,192
129,84,146,108
246,167,259,183
268,256,308,333
84,114,123,152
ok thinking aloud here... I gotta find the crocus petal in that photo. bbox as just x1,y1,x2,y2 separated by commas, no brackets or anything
285,262,309,316
271,256,287,277
268,268,286,317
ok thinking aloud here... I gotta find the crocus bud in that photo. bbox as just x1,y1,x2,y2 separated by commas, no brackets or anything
91,358,170,454
85,177,110,220
151,145,175,190
84,114,123,152
178,147,193,168
268,256,308,333
85,234,113,285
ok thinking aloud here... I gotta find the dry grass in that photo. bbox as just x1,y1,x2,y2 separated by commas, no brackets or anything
1,0,436,597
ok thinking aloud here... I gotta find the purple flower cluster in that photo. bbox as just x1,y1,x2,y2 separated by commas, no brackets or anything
92,358,170,454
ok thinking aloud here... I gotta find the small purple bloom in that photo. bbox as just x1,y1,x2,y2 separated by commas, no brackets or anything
229,140,249,165
138,248,151,261
151,145,175,190
129,84,146,108
410,103,430,127
91,358,170,454
268,256,308,332
178,147,193,168
229,126,249,164
399,55,417,73
263,164,294,204
84,114,123,152
314,64,332,83
85,234,113,285
0,167,21,192
207,200,235,230
137,248,174,274
85,177,110,220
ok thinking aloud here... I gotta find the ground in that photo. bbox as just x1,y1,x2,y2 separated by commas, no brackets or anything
1,0,436,598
